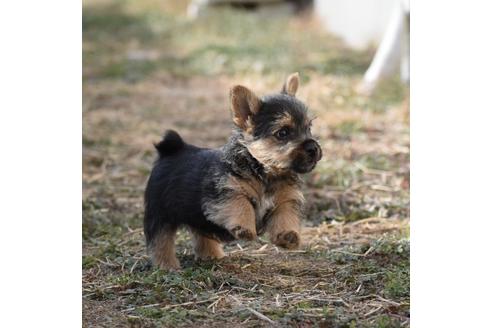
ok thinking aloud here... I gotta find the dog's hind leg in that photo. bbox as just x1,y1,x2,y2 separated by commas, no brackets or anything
149,225,180,270
191,230,225,260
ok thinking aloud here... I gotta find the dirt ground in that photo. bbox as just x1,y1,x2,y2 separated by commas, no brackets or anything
83,1,409,327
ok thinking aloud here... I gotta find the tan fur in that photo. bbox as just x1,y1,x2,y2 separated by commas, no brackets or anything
274,113,295,130
191,231,225,260
274,181,305,206
226,175,274,227
266,183,304,249
230,85,261,132
150,226,180,270
246,138,299,175
283,72,300,96
226,174,262,200
223,174,304,249
204,190,257,240
239,111,305,175
205,171,305,249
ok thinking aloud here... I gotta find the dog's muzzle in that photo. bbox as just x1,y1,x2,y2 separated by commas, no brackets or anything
304,139,322,163
292,139,322,173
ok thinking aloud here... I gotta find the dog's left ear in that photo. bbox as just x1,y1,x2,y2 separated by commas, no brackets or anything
281,72,300,97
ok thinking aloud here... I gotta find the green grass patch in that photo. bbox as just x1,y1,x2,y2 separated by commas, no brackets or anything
384,265,410,299
83,1,373,81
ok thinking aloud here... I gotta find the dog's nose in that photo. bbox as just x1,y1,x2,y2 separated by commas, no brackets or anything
303,139,322,162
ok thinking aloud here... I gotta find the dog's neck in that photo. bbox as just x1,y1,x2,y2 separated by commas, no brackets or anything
222,130,297,184
222,130,267,182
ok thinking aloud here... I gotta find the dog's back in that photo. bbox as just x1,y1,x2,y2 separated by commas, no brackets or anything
144,130,231,247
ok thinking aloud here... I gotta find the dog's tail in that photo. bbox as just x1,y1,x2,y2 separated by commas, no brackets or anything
154,130,185,157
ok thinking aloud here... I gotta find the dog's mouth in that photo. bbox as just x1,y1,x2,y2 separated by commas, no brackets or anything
292,160,317,174
291,142,322,174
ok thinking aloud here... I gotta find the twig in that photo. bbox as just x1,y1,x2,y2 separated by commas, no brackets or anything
255,244,269,252
363,246,375,256
349,217,384,226
364,305,383,317
306,297,350,307
123,296,220,313
230,295,276,325
283,250,308,254
373,295,401,306
330,249,366,257
130,260,140,274
163,298,217,310
246,307,276,325
370,184,394,192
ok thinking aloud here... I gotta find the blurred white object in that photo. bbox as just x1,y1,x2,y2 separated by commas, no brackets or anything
362,0,409,92
314,0,396,50
187,0,297,19
315,0,410,92
187,0,207,18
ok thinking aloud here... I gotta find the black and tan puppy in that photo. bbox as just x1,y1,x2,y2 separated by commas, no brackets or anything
144,73,322,270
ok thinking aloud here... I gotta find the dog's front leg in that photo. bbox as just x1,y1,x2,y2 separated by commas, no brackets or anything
206,195,257,241
266,201,301,249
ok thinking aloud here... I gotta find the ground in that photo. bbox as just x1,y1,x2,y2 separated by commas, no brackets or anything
83,1,410,327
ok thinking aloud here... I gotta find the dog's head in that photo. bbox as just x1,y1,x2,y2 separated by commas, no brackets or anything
230,73,322,175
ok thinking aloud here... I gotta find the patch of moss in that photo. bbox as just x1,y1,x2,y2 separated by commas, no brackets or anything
384,266,410,299
82,255,97,269
374,314,402,328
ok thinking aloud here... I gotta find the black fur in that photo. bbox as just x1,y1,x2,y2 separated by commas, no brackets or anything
222,131,267,181
253,94,309,139
144,130,276,246
154,130,185,156
144,135,235,244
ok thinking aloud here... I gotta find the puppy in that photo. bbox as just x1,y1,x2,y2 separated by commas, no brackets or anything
144,73,322,270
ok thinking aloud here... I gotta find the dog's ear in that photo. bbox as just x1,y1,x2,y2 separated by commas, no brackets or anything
281,72,300,97
230,85,261,132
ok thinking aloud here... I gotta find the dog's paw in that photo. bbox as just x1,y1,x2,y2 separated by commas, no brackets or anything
231,226,256,241
274,231,300,249
155,258,181,271
194,245,226,260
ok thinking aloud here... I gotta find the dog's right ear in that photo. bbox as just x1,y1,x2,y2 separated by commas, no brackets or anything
230,85,261,132
281,72,300,97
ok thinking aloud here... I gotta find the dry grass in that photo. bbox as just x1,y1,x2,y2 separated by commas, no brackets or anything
83,0,409,326
83,218,409,327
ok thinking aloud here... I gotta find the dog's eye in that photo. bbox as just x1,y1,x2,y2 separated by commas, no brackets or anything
275,128,290,140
